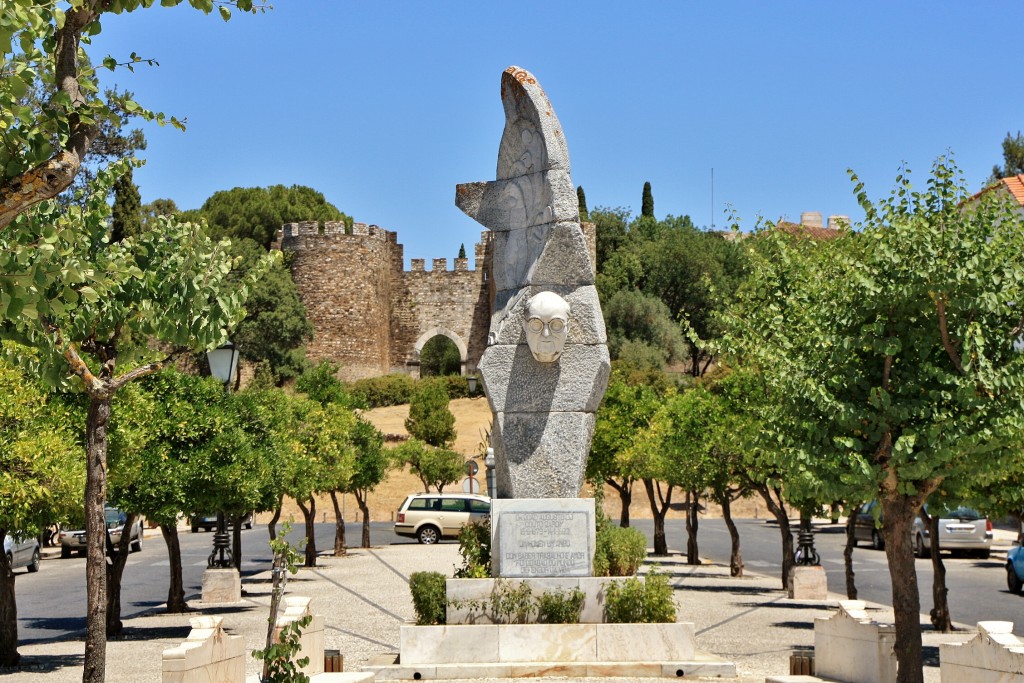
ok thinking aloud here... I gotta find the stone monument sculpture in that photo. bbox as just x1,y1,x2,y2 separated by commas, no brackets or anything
456,65,610,501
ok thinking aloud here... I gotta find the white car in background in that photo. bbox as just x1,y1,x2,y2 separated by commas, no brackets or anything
4,534,41,573
59,506,143,558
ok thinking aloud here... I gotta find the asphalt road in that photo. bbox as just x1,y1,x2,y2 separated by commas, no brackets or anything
14,521,406,644
13,516,1021,646
631,517,1022,629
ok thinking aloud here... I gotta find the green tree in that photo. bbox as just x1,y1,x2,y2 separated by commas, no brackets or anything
186,185,349,249
717,157,1024,683
229,238,314,384
0,161,271,681
991,131,1024,182
603,289,687,372
141,198,179,232
587,375,664,527
577,185,589,221
419,336,462,377
348,419,391,548
394,439,464,493
0,358,82,667
0,0,263,232
641,181,654,218
110,166,142,243
296,360,359,408
405,382,456,448
458,243,466,259
591,207,630,273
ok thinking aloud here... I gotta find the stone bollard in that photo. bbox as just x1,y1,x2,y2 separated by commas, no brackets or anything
940,620,1024,682
162,615,244,683
813,600,896,683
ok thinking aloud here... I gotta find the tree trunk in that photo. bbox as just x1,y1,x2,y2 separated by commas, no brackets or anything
0,529,19,667
685,490,701,565
642,478,673,556
606,478,632,527
356,491,371,548
84,394,112,683
844,504,861,600
231,514,242,571
926,511,952,632
881,496,925,683
296,498,317,568
329,492,347,556
105,512,137,637
160,524,188,613
267,500,282,541
721,496,743,577
754,484,793,589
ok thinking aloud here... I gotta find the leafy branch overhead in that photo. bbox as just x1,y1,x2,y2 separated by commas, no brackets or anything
0,0,267,231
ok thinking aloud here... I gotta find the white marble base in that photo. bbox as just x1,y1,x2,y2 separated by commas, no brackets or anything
788,566,828,600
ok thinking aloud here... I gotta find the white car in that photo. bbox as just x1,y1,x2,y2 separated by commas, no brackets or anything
59,507,143,558
394,493,490,544
4,534,40,573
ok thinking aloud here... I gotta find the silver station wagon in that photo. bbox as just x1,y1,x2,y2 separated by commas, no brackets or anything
394,493,490,544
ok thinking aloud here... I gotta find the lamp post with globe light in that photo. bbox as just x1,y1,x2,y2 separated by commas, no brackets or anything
205,342,239,571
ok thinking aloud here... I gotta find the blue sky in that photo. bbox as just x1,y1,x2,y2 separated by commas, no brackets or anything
92,2,1024,267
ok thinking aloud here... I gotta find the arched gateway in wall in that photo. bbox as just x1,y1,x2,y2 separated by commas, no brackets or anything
272,220,594,383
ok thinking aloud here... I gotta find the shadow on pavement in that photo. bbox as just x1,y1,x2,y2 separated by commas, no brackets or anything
2,652,84,673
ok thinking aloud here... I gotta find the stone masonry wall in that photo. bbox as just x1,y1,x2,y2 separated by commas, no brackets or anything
273,221,593,382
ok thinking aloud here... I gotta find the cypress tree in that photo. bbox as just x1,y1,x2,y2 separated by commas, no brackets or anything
458,243,467,259
577,185,589,221
111,167,142,242
641,181,654,218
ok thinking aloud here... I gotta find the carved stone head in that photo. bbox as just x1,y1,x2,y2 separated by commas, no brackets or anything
523,291,570,362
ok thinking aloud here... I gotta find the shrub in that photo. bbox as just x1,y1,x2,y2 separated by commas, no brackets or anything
490,579,536,624
345,374,416,408
593,524,647,576
537,588,585,624
604,569,676,623
409,571,447,625
454,519,491,578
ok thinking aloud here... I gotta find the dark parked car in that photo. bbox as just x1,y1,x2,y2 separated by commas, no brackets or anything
190,511,253,533
853,500,992,558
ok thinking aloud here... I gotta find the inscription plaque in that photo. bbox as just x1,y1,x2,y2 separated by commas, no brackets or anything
491,498,595,578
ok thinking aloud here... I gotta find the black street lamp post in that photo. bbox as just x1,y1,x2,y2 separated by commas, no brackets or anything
205,342,239,570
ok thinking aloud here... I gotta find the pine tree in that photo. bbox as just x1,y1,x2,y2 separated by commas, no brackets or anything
641,181,654,218
991,131,1024,182
577,185,589,221
110,167,142,242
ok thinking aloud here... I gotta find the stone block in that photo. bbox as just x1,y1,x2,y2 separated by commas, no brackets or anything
529,222,596,286
491,499,595,577
275,596,325,678
499,624,597,662
596,623,695,661
788,565,828,600
400,624,500,664
940,620,1024,683
479,344,610,413
161,616,245,683
455,170,577,234
201,568,241,604
813,600,896,683
445,576,610,624
490,412,596,498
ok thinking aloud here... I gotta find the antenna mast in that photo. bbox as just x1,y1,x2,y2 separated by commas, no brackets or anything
711,167,715,229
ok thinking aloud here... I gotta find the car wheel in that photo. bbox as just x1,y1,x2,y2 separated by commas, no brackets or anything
417,525,440,545
60,546,71,559
977,549,991,560
27,548,40,573
244,521,252,530
871,530,885,551
131,535,142,553
1008,564,1023,594
191,524,199,533
914,534,930,559
5,552,12,570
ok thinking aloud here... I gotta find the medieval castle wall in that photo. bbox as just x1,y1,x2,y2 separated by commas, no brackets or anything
273,221,593,382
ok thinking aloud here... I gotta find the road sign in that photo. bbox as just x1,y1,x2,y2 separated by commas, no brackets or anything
462,477,480,493
465,460,479,477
